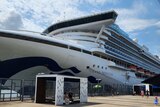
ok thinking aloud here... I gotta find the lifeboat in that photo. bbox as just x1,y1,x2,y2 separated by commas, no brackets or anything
152,72,158,77
145,71,153,77
148,72,153,77
137,68,145,74
150,72,155,77
129,65,137,71
145,71,149,75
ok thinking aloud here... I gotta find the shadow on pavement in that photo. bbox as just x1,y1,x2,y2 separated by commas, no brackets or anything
62,102,103,107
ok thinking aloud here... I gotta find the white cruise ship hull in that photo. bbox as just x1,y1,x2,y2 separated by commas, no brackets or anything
0,33,143,86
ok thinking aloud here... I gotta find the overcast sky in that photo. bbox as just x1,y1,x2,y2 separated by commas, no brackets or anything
0,0,160,56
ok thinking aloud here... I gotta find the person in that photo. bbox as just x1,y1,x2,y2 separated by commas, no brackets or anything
146,90,149,98
154,96,158,106
64,92,69,105
116,91,119,95
68,92,73,103
141,90,144,98
133,91,136,96
111,88,114,96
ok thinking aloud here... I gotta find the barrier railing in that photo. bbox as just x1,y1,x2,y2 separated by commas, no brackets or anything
0,78,35,102
0,78,133,102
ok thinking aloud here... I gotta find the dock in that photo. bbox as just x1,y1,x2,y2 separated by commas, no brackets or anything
0,95,156,107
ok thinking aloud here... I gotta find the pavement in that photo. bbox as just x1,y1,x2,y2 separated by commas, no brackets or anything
0,95,158,107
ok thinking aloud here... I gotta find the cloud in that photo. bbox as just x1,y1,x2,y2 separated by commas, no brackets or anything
115,1,158,33
155,21,160,28
0,11,23,30
150,45,160,58
0,0,87,32
154,21,160,35
83,0,118,5
22,19,44,32
156,30,160,35
116,3,146,17
117,18,157,32
0,0,158,34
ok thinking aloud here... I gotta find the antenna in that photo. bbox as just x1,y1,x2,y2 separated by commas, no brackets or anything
63,3,66,21
63,11,66,20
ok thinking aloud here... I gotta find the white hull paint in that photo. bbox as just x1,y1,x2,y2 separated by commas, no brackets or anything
0,36,143,85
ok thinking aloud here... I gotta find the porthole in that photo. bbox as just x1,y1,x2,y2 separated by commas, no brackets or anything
93,64,95,67
102,66,103,69
105,67,107,70
86,66,90,69
97,65,99,68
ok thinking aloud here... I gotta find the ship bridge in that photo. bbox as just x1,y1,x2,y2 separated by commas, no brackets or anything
43,10,117,35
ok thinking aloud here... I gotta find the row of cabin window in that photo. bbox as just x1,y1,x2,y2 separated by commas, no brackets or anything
92,64,107,70
110,32,160,67
104,46,128,67
104,45,152,69
105,45,157,70
104,37,151,69
105,45,129,59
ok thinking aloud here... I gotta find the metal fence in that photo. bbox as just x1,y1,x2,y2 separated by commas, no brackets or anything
0,78,133,102
0,78,35,102
88,83,133,96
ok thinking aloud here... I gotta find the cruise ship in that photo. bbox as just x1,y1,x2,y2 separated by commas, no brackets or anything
0,10,160,85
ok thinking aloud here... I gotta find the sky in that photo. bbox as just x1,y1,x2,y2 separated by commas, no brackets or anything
0,0,160,56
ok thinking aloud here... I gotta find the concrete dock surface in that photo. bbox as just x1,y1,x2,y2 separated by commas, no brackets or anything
0,95,158,107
